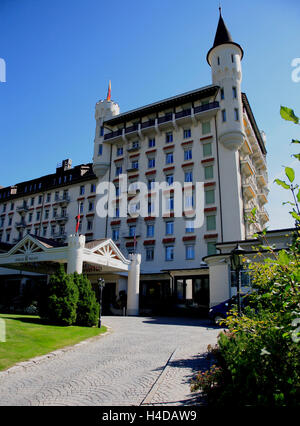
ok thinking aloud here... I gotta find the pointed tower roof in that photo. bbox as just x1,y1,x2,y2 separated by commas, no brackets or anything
207,9,243,64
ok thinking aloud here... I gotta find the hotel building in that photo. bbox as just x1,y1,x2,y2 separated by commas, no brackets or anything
0,12,270,314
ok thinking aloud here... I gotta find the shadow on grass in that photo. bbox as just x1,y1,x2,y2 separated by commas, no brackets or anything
0,315,69,327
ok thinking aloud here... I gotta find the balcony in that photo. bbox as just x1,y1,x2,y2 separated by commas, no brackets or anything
127,144,140,153
194,101,220,120
174,108,192,125
17,203,29,213
52,232,67,241
104,128,123,142
54,214,69,223
54,196,70,205
157,113,174,130
259,208,269,224
242,177,257,200
240,156,255,177
256,170,268,187
140,119,156,135
252,151,267,170
15,221,27,229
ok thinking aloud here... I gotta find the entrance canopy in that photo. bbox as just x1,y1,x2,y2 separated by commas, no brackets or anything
0,234,131,275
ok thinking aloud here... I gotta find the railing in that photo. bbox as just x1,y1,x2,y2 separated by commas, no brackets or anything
17,203,29,212
141,119,155,129
54,196,70,204
54,215,69,222
125,124,139,134
175,109,191,119
158,113,173,124
194,101,219,114
104,128,123,140
15,221,27,228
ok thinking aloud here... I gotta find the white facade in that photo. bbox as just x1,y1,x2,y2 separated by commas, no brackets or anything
0,12,270,313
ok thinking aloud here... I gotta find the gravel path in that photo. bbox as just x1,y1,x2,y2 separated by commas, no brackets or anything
0,316,220,406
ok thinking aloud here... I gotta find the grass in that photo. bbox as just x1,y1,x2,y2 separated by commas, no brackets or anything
0,314,107,371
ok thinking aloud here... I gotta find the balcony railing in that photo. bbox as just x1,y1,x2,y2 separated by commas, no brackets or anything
54,215,69,222
17,203,29,212
103,102,220,141
15,221,27,229
54,196,70,204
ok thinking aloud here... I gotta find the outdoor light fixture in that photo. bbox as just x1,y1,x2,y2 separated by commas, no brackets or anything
230,244,246,315
98,278,105,328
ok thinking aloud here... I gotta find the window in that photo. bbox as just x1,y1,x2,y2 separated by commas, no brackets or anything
148,158,155,168
148,179,155,190
217,56,220,65
51,225,56,236
184,171,193,183
115,186,120,197
44,210,49,219
34,227,39,236
79,185,85,195
222,109,227,122
90,183,96,193
55,191,59,200
8,217,12,226
53,208,57,217
31,197,34,206
42,226,47,237
165,246,174,261
58,177,62,185
183,129,191,139
207,241,217,255
148,201,154,215
132,140,139,149
185,220,194,233
220,88,224,100
2,204,6,213
87,220,93,231
28,213,33,222
38,195,42,204
203,143,212,157
205,189,215,205
0,217,4,227
64,176,67,183
88,201,94,211
232,86,237,98
166,197,174,211
6,233,10,242
63,190,68,200
204,165,214,179
166,221,174,235
184,149,192,161
117,146,123,156
148,138,155,148
10,202,14,211
98,144,103,156
206,215,216,231
202,121,211,135
146,247,154,261
100,126,104,137
36,211,40,221
186,245,195,260
115,206,120,218
185,194,194,208
234,108,239,121
116,166,122,176
46,193,51,203
166,174,173,186
231,54,234,63
129,225,136,237
166,132,173,143
112,228,119,241
80,202,84,213
146,224,154,237
131,160,139,170
166,153,173,164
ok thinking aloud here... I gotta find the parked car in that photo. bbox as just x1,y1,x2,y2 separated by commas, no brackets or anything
208,294,249,325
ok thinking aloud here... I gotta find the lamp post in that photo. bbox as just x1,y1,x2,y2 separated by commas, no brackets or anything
98,278,105,328
230,244,246,315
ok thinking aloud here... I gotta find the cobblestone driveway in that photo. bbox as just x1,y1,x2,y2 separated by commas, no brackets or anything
0,316,220,406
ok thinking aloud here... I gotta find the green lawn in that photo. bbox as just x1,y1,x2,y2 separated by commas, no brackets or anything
0,314,107,371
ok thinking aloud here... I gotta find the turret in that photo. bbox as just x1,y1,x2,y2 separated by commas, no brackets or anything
207,9,245,150
93,81,120,178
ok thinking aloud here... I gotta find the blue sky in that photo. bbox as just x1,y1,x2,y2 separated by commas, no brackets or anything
0,0,299,230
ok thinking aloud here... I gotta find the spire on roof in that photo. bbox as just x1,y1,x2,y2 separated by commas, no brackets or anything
207,9,243,64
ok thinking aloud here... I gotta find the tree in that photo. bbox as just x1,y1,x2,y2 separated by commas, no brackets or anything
47,265,79,326
73,272,99,327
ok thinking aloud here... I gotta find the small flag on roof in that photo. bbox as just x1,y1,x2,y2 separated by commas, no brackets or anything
106,80,111,101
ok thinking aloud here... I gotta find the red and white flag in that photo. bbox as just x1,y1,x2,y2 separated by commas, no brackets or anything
106,80,111,101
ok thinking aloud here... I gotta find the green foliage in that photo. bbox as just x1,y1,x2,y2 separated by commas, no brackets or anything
46,265,79,326
73,273,99,327
192,107,300,406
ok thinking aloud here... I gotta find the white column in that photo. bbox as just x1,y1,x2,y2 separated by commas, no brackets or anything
67,234,86,274
127,253,141,316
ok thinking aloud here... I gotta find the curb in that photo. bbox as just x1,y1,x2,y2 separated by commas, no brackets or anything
0,324,112,379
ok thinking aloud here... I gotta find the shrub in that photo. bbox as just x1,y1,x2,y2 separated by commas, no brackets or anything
73,272,99,327
46,265,79,326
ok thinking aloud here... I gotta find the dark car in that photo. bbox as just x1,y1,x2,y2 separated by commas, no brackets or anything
208,294,249,325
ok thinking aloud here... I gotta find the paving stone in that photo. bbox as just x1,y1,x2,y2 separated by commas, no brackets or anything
0,316,220,406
